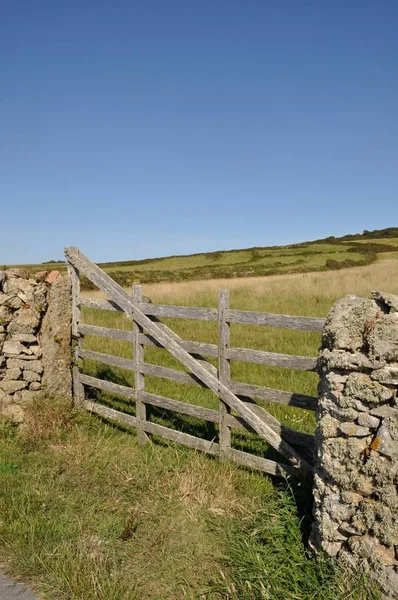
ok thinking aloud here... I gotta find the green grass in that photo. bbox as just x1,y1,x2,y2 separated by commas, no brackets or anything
0,398,380,599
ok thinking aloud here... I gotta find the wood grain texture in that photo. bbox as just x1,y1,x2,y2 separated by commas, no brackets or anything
227,309,325,331
65,247,310,472
230,381,318,411
140,334,219,357
141,391,219,422
80,349,133,370
141,362,206,387
138,302,218,321
80,373,135,399
142,420,220,454
225,448,297,477
218,289,231,458
83,400,137,427
133,285,148,444
79,323,133,341
227,347,318,371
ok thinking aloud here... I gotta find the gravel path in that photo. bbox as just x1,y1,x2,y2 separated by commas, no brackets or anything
0,572,38,600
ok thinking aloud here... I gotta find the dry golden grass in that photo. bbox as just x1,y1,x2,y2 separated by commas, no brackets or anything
83,259,398,316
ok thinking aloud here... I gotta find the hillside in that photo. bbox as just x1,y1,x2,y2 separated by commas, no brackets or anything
4,227,398,290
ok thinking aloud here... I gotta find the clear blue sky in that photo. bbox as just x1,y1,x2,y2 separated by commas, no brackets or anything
1,1,397,264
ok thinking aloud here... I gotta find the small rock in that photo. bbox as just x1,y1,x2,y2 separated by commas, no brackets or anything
322,541,342,557
339,521,361,535
371,290,398,313
3,340,32,356
374,424,396,458
319,414,340,438
45,270,61,284
7,308,40,335
6,358,43,373
339,422,371,437
13,390,42,404
23,369,41,383
34,271,48,282
370,405,397,419
357,413,381,428
341,490,363,506
345,372,394,405
0,388,12,407
1,404,24,422
30,345,42,357
5,268,28,279
349,535,398,566
2,368,22,381
0,380,28,394
11,333,37,343
7,295,23,309
29,382,42,391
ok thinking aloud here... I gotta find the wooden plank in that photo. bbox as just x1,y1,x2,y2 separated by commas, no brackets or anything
141,420,220,455
218,289,231,458
79,323,133,342
230,381,318,411
227,347,317,371
83,400,137,428
133,285,148,444
80,297,124,312
80,298,325,332
80,349,133,370
65,247,311,473
140,334,218,357
226,448,297,477
138,302,218,321
80,373,135,400
141,362,206,387
141,391,219,423
68,262,84,406
227,309,325,331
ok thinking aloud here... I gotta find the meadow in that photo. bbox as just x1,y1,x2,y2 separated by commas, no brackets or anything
1,236,397,599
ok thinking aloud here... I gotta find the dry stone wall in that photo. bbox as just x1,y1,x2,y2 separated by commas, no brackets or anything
311,291,398,598
0,269,72,421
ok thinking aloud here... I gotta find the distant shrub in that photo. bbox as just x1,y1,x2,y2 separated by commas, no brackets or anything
206,251,224,262
249,249,262,262
326,259,341,270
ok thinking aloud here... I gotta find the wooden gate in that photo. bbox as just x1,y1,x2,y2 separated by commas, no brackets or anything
65,247,325,477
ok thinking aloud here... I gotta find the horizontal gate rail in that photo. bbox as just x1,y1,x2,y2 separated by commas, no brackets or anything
80,296,325,331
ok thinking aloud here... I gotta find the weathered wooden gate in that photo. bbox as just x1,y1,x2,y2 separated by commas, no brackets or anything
65,247,325,477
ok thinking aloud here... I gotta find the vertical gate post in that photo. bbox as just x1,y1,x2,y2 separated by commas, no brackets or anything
218,289,231,458
68,262,84,406
132,285,149,444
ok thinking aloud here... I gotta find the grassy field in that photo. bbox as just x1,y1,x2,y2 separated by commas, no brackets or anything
1,238,397,599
